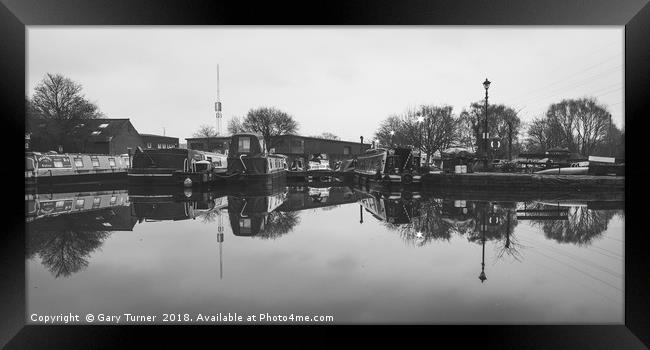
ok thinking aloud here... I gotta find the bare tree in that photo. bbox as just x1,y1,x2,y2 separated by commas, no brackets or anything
28,73,103,150
374,104,459,164
193,124,218,138
458,101,522,158
242,107,299,151
227,116,247,134
311,132,341,140
30,73,102,121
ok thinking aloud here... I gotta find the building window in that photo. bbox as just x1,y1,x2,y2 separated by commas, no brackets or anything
108,158,116,167
91,157,100,167
238,137,251,152
147,143,152,149
343,146,351,155
74,157,84,167
98,123,109,128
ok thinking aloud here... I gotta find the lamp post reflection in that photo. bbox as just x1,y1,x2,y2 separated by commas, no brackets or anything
478,207,487,283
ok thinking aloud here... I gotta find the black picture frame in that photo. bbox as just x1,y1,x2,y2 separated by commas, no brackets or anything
2,0,648,348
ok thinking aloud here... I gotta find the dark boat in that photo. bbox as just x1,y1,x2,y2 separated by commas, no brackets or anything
354,187,422,225
354,147,423,185
225,133,287,184
128,148,227,187
227,188,288,237
25,151,130,188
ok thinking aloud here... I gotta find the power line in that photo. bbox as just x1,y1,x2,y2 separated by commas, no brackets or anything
511,65,623,107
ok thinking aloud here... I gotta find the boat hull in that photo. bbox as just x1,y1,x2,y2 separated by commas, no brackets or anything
535,167,589,175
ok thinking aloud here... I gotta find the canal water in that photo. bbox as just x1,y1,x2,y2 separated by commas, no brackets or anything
26,183,624,324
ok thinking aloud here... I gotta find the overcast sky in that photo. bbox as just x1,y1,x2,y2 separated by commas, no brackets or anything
27,27,624,143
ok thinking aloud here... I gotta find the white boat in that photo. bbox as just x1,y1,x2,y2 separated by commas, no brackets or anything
534,162,589,175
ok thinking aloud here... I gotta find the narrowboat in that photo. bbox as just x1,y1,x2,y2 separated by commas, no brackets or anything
307,153,334,181
355,188,421,225
227,188,288,237
130,189,228,222
25,151,130,187
128,148,227,187
26,189,130,222
354,147,423,185
225,133,287,184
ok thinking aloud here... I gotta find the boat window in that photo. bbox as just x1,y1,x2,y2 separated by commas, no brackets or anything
344,146,351,155
74,157,84,167
53,158,64,168
110,196,117,205
239,218,252,234
75,199,85,209
92,197,101,208
239,137,251,152
123,157,130,167
91,157,100,167
108,158,116,167
91,131,101,135
147,143,152,149
98,123,109,128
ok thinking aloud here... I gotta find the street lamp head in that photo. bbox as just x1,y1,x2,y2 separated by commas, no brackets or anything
479,270,487,283
483,78,491,91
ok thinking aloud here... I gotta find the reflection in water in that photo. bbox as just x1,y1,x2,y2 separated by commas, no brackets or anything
26,192,135,277
25,183,624,323
26,185,624,280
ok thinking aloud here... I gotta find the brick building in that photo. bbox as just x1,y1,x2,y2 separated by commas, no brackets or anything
29,118,179,155
186,134,371,165
140,134,180,150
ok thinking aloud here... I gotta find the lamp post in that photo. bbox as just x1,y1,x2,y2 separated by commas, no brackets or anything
390,130,395,147
483,78,491,170
360,136,364,153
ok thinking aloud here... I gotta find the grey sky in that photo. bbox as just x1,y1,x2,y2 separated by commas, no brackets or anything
27,27,624,143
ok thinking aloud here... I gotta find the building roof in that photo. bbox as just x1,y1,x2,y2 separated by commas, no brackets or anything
67,118,134,142
185,133,365,145
140,133,179,140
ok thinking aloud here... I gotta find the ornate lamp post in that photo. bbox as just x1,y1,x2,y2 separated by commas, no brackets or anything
483,78,491,170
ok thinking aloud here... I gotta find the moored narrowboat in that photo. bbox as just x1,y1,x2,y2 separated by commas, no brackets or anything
227,189,288,237
25,151,130,187
354,147,423,185
129,148,227,187
225,133,287,184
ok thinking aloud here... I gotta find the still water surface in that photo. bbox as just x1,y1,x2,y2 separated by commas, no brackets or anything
26,183,624,324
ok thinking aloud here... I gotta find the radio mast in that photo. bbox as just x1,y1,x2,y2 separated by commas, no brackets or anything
215,64,222,135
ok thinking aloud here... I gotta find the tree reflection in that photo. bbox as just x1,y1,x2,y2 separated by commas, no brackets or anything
255,211,301,240
526,203,617,245
27,218,111,278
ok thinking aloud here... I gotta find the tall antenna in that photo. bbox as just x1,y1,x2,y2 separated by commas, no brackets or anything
215,64,222,135
217,210,224,280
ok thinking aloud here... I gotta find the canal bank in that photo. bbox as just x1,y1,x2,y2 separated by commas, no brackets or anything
421,172,624,192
